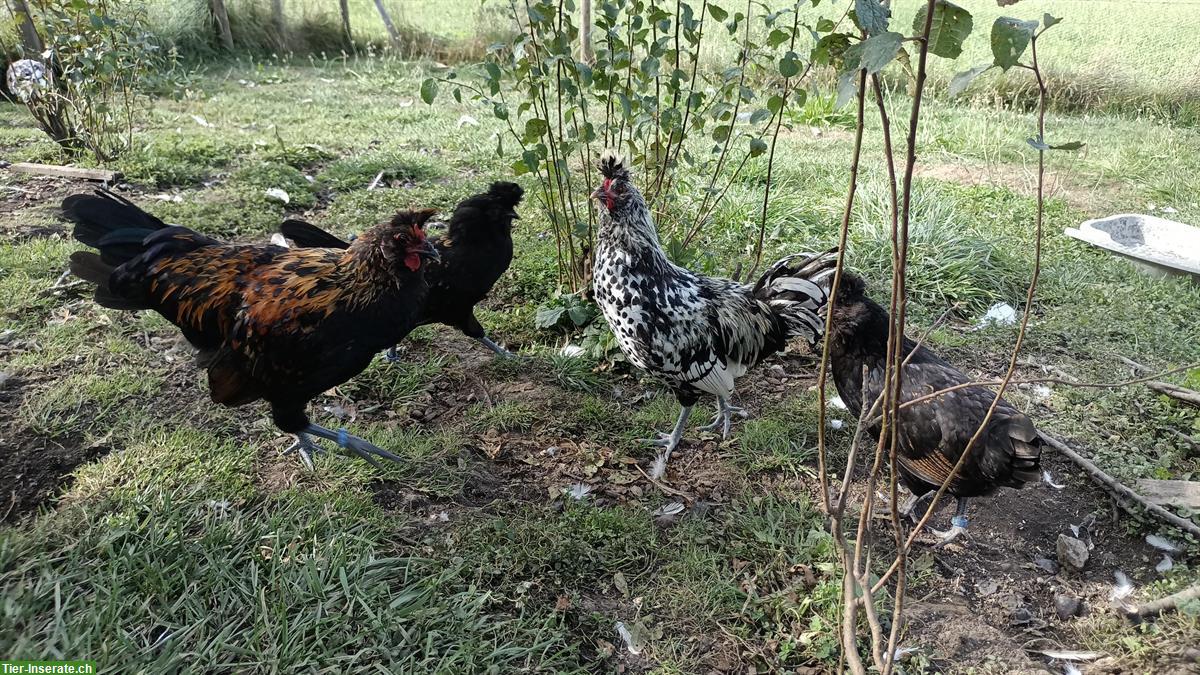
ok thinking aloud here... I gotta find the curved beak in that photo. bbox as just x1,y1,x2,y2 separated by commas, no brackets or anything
418,239,440,263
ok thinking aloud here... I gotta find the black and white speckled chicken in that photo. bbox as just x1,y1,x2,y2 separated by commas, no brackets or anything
591,151,837,478
827,273,1044,543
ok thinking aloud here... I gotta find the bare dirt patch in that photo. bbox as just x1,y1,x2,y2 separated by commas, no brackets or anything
917,160,1121,215
892,450,1187,673
0,421,112,524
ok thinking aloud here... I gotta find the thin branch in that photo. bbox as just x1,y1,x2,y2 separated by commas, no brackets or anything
680,0,754,249
1124,582,1200,622
817,61,869,515
891,362,1200,416
1041,433,1200,539
902,30,1049,557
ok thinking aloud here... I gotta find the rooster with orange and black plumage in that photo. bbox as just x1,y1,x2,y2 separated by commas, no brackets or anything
63,190,439,468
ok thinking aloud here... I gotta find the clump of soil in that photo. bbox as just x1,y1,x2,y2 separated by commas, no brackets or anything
0,427,112,524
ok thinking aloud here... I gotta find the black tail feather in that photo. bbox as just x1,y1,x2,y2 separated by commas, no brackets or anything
280,219,350,249
68,251,149,310
63,190,167,248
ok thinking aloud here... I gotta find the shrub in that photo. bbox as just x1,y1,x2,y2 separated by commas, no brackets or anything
15,0,169,160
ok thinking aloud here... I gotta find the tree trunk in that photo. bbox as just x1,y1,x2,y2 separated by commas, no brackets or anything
579,0,593,64
7,0,44,55
210,0,234,51
338,0,353,49
373,0,402,50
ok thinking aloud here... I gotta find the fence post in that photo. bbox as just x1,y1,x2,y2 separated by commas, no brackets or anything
271,0,288,50
210,0,235,51
373,0,402,50
338,0,353,49
580,0,593,63
6,0,44,55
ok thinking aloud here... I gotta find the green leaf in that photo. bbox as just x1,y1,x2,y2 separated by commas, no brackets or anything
749,108,772,124
707,4,728,21
535,305,566,329
812,33,852,67
834,70,858,109
493,102,509,120
991,17,1038,70
815,18,836,33
854,0,889,35
712,125,732,142
948,64,991,97
844,31,904,75
524,118,549,141
522,149,540,173
767,28,791,48
419,78,438,105
779,52,801,77
567,303,593,326
1043,13,1062,29
767,94,785,114
576,62,593,87
914,0,973,59
1050,140,1084,151
749,137,768,157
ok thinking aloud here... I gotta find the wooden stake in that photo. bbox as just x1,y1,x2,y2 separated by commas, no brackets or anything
6,0,43,55
211,0,234,51
579,0,593,64
271,0,287,50
373,0,402,50
7,162,121,182
338,0,353,49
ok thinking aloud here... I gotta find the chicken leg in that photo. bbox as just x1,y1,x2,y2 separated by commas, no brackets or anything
696,395,748,439
932,497,970,545
382,335,510,362
299,423,404,469
642,405,693,480
284,433,326,470
477,335,512,357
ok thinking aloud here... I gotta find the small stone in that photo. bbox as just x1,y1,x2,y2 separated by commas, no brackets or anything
1057,534,1089,572
1033,557,1059,574
976,579,1000,597
1010,606,1033,625
768,365,786,378
998,593,1021,612
1054,593,1082,621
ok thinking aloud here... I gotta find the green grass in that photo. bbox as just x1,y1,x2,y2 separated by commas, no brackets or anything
1,57,1199,673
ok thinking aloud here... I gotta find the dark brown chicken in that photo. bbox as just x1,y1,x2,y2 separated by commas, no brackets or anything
280,181,523,359
827,273,1043,543
64,190,439,468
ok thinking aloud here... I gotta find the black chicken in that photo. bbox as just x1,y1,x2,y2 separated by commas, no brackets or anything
279,182,523,359
827,273,1044,543
64,190,439,469
591,151,837,478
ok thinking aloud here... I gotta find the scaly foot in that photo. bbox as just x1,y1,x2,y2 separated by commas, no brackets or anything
284,433,325,470
304,423,404,469
478,336,513,358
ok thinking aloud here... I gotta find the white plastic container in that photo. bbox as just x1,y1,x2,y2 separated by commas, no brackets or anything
1065,214,1200,282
